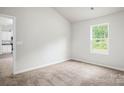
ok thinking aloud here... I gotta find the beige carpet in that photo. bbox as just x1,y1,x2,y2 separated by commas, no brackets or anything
0,60,124,86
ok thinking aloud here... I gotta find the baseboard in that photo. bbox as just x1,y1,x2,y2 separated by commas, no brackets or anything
71,58,124,72
14,58,70,74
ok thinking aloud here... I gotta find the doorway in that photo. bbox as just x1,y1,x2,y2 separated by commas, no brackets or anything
0,14,15,78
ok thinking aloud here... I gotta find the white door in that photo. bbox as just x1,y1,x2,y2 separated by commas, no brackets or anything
0,31,2,54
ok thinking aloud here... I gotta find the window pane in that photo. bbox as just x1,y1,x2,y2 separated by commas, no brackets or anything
91,23,109,54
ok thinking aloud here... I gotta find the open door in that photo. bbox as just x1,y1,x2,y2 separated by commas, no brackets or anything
0,15,15,78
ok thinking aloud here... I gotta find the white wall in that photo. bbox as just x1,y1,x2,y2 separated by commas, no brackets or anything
0,8,71,74
72,11,124,70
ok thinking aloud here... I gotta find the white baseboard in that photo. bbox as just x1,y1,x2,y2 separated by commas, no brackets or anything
14,58,70,74
14,58,124,75
71,58,124,72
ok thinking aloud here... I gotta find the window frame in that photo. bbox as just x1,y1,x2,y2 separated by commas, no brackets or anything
90,23,109,55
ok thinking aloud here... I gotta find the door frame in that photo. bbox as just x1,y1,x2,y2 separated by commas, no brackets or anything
0,14,16,75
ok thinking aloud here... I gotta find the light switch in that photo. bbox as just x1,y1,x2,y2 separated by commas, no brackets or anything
16,41,23,45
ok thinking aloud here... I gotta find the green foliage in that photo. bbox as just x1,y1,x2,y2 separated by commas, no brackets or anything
92,39,107,50
92,25,108,38
92,24,108,50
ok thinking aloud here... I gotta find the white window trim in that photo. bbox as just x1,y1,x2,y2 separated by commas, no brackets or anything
90,23,109,55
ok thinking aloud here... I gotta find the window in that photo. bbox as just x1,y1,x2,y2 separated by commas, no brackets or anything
90,23,109,55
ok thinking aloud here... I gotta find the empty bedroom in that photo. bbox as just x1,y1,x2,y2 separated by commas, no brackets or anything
0,7,124,86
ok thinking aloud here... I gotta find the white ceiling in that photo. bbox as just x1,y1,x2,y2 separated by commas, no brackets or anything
55,7,124,23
